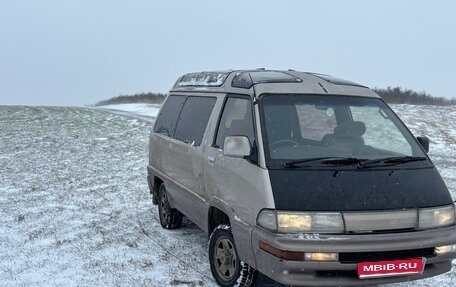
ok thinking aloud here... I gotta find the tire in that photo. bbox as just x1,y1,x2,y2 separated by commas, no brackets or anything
209,224,258,287
157,183,183,229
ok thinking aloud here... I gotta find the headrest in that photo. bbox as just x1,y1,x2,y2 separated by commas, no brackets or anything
334,121,366,138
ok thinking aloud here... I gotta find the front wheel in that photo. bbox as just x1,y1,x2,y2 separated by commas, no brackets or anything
209,225,258,287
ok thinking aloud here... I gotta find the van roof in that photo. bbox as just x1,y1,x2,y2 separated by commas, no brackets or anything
171,69,380,98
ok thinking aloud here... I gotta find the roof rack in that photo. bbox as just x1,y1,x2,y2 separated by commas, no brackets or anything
177,71,230,87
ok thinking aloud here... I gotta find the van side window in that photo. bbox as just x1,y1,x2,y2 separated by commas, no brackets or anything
215,97,255,148
154,95,186,137
174,96,216,146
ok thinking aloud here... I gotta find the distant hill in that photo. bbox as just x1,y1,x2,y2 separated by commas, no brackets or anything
94,92,166,106
95,87,456,106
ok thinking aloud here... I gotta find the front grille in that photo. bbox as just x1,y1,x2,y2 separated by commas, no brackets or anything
339,248,435,264
347,228,416,234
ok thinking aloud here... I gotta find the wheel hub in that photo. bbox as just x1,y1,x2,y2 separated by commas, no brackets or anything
214,236,237,281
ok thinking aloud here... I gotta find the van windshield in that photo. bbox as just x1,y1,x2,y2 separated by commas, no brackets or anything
259,94,428,167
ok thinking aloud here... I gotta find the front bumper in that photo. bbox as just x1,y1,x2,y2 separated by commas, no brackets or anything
252,225,456,286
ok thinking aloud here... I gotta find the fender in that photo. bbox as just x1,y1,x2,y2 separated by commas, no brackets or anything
208,197,257,269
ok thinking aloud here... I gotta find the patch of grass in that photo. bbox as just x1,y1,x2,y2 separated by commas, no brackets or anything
94,86,456,107
373,86,456,106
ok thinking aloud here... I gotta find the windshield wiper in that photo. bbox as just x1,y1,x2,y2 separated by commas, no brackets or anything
283,157,364,168
283,156,427,168
357,156,427,169
321,157,366,166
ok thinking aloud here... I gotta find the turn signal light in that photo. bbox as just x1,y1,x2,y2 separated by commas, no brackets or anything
304,252,339,261
259,241,339,261
259,241,304,260
435,244,456,255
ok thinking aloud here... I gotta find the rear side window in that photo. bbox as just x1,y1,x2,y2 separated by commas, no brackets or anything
174,97,216,146
154,95,186,137
215,97,255,148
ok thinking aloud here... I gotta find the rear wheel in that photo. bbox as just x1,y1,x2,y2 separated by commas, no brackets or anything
157,183,183,229
209,225,258,287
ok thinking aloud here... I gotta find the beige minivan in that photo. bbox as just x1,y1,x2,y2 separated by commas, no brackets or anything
147,69,456,286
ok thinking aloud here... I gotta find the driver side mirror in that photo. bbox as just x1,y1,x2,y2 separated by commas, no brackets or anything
416,136,429,153
223,136,252,158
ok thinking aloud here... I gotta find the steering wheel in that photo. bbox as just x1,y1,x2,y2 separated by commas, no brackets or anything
270,139,300,149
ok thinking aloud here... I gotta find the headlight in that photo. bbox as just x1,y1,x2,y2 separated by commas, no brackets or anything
418,205,455,229
257,209,344,233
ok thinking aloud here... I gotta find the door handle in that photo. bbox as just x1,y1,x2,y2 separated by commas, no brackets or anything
207,155,215,163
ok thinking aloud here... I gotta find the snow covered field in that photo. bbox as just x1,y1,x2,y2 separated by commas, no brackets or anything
0,103,455,287
98,103,161,119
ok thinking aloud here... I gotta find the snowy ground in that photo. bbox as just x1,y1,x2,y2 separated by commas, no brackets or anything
0,103,455,287
97,103,161,119
391,104,456,196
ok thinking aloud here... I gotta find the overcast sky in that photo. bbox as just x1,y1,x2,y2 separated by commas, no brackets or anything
0,0,455,106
